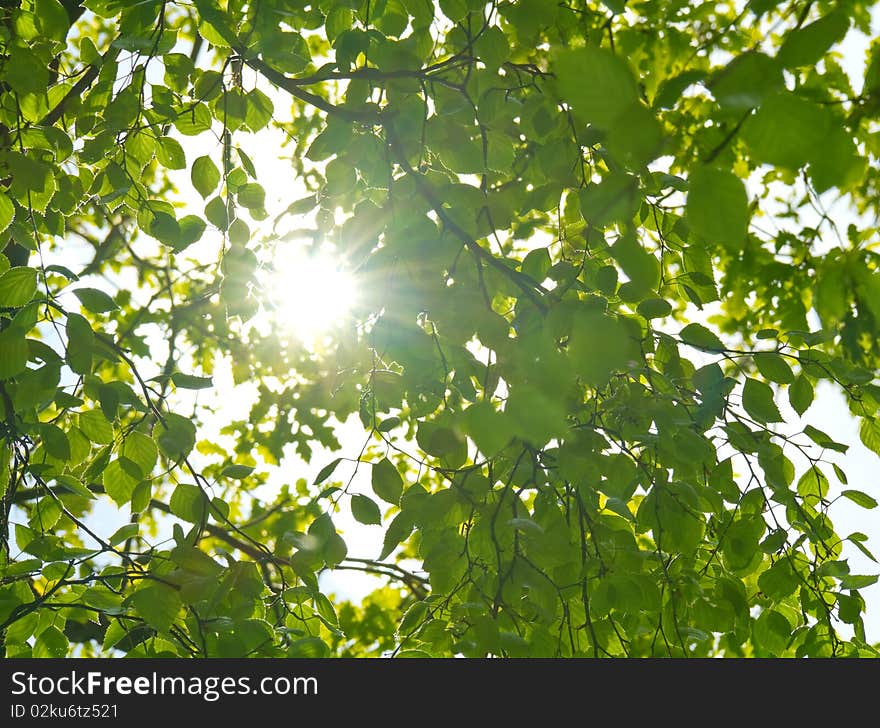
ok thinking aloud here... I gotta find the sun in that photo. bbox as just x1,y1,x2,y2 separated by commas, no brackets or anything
265,244,357,341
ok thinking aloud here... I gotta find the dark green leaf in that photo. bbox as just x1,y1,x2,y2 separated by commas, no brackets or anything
372,457,404,505
742,377,782,423
351,494,382,525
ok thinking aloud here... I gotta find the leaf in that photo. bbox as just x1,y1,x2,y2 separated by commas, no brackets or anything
351,494,382,525
709,52,782,111
743,91,831,169
789,375,813,417
680,323,725,352
554,46,639,127
753,609,791,653
33,625,68,658
372,457,403,505
686,167,749,248
191,155,221,198
0,329,29,380
314,458,342,484
171,372,213,389
102,459,138,506
323,532,347,567
859,417,880,457
841,490,877,510
169,483,208,523
73,287,118,313
122,431,158,478
109,523,139,547
637,297,672,319
205,196,229,230
0,267,38,307
0,191,14,235
777,11,849,68
379,512,414,560
131,584,182,632
38,423,70,460
157,136,186,169
398,600,429,635
154,413,197,460
78,409,114,444
65,312,93,375
754,352,794,384
803,424,848,453
742,377,782,423
237,182,266,210
175,215,207,251
797,467,829,500
610,233,660,297
220,464,254,479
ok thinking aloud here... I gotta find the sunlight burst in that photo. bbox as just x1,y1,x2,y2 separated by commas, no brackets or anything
266,246,356,341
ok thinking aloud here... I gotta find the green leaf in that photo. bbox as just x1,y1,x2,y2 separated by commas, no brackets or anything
65,313,93,375
797,467,829,500
351,494,382,525
636,297,672,319
0,330,29,380
579,174,639,228
758,560,798,600
171,372,213,390
109,523,139,547
398,600,429,635
191,155,221,198
131,584,182,632
157,136,186,169
237,183,266,210
859,417,880,457
789,375,813,417
372,457,404,505
463,401,514,456
205,196,229,230
220,464,254,479
314,458,342,484
742,377,782,423
79,409,114,444
754,352,794,384
0,267,38,307
169,483,208,523
35,0,70,40
709,52,782,111
73,287,118,313
777,11,849,68
554,46,639,127
323,532,347,567
753,609,791,653
841,490,877,510
38,423,70,460
175,215,207,251
680,323,725,352
610,233,660,297
53,475,96,500
33,625,68,658
122,432,158,478
686,167,749,248
0,191,14,235
102,459,138,506
803,424,848,453
379,511,414,560
154,413,197,460
743,92,831,169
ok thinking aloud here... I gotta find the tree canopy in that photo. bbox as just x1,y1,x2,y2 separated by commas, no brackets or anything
1,0,880,658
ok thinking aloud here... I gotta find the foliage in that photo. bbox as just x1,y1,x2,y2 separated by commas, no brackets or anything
1,0,880,658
